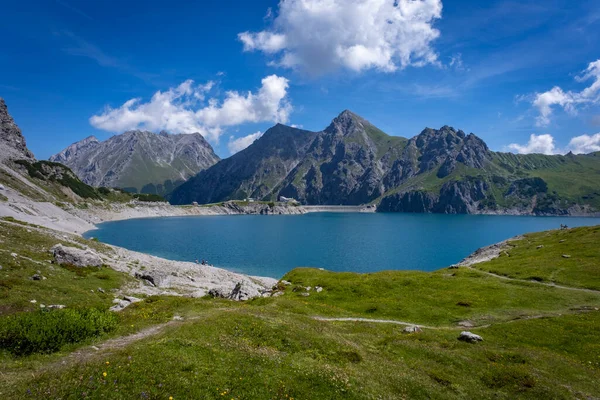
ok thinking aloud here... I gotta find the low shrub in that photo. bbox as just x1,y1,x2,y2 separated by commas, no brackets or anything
0,308,118,356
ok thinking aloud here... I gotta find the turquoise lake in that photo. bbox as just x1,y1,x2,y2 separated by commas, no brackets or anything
85,213,600,278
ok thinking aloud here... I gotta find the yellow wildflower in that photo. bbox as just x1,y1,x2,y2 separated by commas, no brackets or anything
102,372,107,377
105,361,110,365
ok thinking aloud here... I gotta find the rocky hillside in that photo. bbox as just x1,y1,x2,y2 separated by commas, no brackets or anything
170,111,600,215
51,130,220,195
0,98,35,161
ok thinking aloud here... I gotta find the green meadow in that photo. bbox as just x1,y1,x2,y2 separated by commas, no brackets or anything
0,219,599,399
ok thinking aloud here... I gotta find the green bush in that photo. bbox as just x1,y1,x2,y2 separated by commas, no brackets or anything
0,308,118,356
133,193,165,202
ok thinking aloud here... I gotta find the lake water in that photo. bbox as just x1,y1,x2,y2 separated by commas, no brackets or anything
85,213,600,278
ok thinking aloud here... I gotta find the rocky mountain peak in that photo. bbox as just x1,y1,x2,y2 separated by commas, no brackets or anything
51,129,220,195
0,98,35,161
324,109,369,137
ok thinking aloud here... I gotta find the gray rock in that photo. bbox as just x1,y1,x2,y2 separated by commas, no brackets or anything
536,245,544,249
300,292,310,297
315,286,323,293
0,98,35,161
10,253,17,258
31,274,42,281
458,331,483,343
272,291,284,297
457,320,474,328
562,254,571,258
47,304,66,310
51,244,102,267
403,325,422,334
109,296,142,312
134,271,168,287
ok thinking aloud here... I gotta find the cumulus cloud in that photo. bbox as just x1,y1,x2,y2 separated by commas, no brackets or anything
532,59,600,126
228,131,264,154
507,132,600,155
567,133,600,154
90,75,292,142
238,0,443,76
508,134,557,155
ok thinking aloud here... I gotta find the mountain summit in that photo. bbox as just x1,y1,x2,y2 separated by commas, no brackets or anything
51,130,220,195
169,110,600,215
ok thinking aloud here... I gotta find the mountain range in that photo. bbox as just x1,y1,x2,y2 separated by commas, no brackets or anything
168,110,600,215
50,130,220,195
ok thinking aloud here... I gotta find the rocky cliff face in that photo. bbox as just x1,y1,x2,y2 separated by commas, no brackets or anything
0,98,35,161
50,130,220,195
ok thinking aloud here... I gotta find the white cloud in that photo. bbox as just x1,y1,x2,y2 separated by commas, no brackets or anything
228,131,264,154
90,75,292,142
238,0,443,76
508,134,557,155
507,132,600,155
567,133,600,154
532,59,600,126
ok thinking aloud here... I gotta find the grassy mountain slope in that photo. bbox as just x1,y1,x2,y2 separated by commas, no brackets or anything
1,221,599,398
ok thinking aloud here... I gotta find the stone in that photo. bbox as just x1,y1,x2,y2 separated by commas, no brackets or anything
51,244,102,267
457,320,474,328
10,253,17,258
300,292,310,297
31,274,42,281
39,304,46,308
123,296,142,303
134,271,167,287
109,296,141,312
272,291,284,297
403,325,422,334
315,286,323,293
536,245,544,249
458,331,483,343
48,304,66,309
0,184,4,190
281,280,292,286
173,315,184,321
559,239,566,243
97,287,105,294
562,254,571,258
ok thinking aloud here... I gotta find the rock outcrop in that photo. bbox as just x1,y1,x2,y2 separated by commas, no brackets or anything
0,98,35,161
51,244,103,267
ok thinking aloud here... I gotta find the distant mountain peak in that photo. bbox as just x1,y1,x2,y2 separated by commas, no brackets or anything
50,129,220,195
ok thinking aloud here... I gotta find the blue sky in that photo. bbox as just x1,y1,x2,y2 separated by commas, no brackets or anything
1,0,600,159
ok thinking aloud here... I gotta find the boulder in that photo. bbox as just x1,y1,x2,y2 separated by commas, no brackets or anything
403,325,422,334
134,271,168,287
51,244,102,267
458,331,483,343
109,296,142,312
31,274,42,281
562,254,571,259
209,282,263,301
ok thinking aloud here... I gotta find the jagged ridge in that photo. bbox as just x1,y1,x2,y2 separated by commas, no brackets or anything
169,110,600,215
51,130,220,195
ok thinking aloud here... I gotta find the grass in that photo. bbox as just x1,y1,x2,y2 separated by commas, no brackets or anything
473,225,600,290
0,221,599,398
